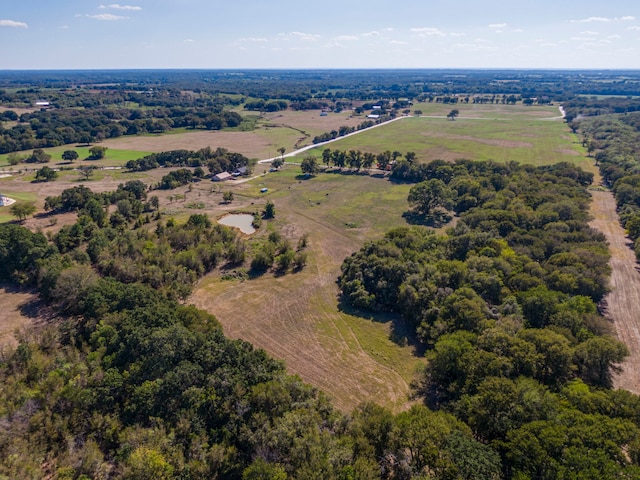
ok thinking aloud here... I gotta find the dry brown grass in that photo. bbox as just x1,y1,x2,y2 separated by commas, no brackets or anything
0,284,41,349
190,208,421,412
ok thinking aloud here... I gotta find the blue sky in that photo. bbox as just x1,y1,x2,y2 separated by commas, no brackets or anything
2,1,640,69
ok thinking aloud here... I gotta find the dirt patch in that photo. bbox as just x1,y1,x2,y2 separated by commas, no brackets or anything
589,189,640,394
0,284,44,349
421,131,533,148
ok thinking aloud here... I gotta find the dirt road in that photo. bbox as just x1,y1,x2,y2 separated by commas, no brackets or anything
590,189,640,393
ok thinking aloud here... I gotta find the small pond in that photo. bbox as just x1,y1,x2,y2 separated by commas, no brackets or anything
218,213,256,234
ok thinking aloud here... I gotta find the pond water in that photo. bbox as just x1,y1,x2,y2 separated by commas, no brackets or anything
218,213,256,234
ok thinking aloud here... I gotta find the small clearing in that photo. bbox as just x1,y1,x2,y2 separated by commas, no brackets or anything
0,285,42,349
589,189,640,394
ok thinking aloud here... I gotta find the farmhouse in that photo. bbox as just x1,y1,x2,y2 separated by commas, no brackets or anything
212,172,232,182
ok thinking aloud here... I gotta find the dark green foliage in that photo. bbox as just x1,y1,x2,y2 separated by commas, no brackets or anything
34,165,57,182
263,200,276,219
159,168,193,189
0,224,52,283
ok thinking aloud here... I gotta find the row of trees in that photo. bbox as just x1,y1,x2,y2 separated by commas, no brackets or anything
125,147,251,176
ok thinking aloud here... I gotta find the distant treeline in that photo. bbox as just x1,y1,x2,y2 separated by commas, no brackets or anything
0,105,243,154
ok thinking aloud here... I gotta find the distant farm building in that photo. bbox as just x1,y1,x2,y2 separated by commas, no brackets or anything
233,166,248,176
212,172,232,181
35,100,50,108
367,114,380,119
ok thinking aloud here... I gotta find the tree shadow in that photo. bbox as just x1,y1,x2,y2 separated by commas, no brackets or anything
402,210,452,228
294,173,315,180
337,296,425,356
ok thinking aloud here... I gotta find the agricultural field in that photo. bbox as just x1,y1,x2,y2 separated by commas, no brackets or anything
299,104,588,169
0,103,593,411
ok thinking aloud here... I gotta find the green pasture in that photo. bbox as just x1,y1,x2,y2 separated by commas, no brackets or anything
0,146,152,168
246,166,412,239
0,191,38,223
296,114,588,169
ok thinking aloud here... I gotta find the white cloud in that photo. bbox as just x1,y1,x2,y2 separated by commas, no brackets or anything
362,31,380,37
278,31,319,41
238,37,268,42
410,27,445,36
183,38,194,43
571,17,611,23
334,35,358,41
621,16,635,21
390,40,408,45
608,34,622,39
629,26,640,31
0,19,28,28
87,13,128,20
450,32,466,37
99,4,142,11
321,42,345,49
580,30,600,35
489,23,507,28
512,28,524,33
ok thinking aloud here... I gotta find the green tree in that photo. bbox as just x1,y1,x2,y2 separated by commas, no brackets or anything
223,191,234,203
300,156,320,175
26,148,51,163
34,166,58,182
62,150,79,162
125,447,174,480
10,202,37,222
243,459,287,480
447,109,460,120
79,165,96,180
271,157,284,169
88,145,107,160
575,336,628,387
263,200,276,219
407,178,456,218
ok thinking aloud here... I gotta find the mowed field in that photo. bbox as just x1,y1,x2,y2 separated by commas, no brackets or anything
0,103,591,411
299,104,586,167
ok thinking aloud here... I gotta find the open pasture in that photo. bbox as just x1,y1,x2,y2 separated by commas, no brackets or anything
299,110,587,168
192,169,424,411
0,146,152,168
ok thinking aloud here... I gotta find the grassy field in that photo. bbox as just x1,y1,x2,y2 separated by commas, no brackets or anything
0,146,152,168
191,169,424,411
0,103,596,411
298,110,587,169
